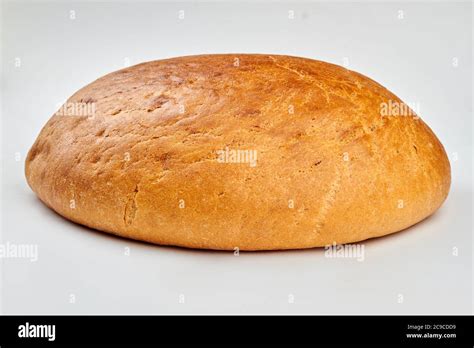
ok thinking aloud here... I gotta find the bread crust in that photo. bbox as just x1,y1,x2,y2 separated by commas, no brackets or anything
25,54,451,250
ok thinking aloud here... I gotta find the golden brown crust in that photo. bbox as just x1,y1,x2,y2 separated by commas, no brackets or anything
25,54,451,250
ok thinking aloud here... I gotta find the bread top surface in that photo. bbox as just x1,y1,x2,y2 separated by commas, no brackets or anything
25,54,451,250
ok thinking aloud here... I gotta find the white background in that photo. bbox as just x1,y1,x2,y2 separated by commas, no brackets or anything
1,0,472,314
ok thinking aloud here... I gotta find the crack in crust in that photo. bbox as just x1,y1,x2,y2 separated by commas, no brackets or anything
312,149,352,240
124,184,139,225
313,166,341,236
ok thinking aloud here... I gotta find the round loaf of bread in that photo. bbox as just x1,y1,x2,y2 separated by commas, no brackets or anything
25,54,451,250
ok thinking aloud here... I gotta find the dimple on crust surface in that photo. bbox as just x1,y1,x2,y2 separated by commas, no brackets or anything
25,54,451,250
